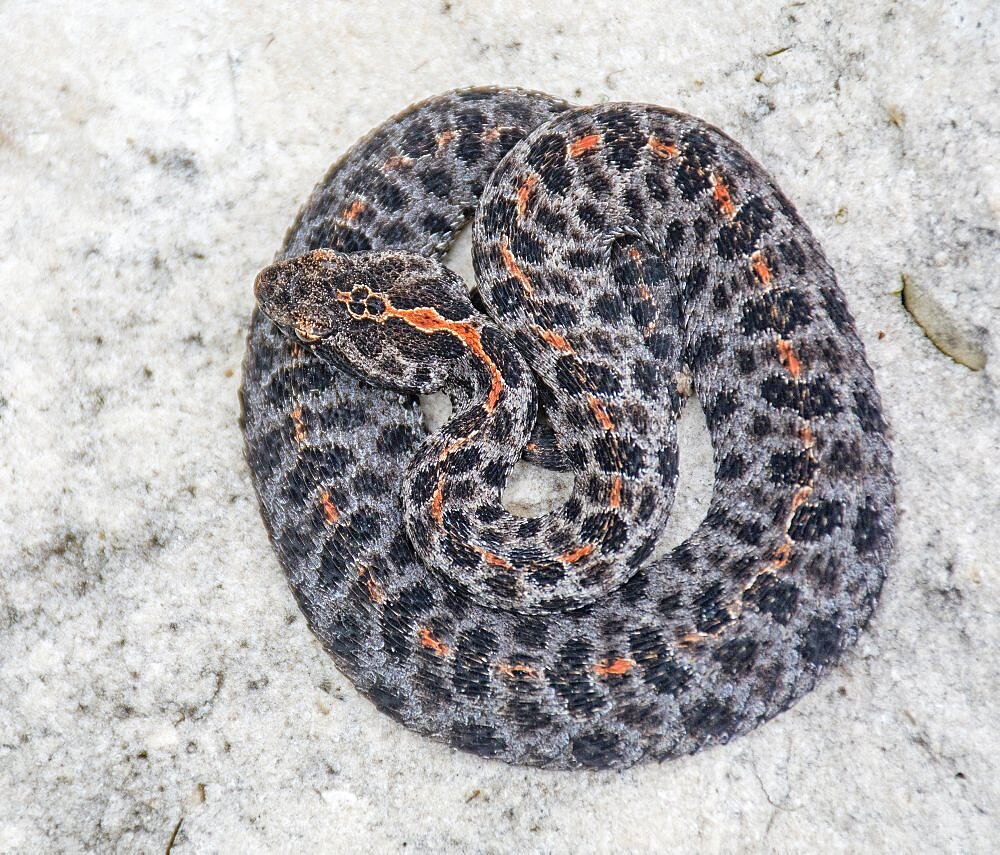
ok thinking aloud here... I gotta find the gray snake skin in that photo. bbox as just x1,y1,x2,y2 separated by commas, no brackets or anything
240,88,895,769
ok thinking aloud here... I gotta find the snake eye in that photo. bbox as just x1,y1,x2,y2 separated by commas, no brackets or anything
295,327,320,343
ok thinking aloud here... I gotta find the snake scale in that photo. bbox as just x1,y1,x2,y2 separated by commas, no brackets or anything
239,88,895,770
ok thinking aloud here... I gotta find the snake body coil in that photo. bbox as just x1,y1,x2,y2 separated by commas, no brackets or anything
240,88,894,769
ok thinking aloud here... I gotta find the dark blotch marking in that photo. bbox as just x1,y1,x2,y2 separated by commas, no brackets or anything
746,575,800,625
687,333,722,370
371,176,407,213
507,698,553,731
599,107,646,169
662,219,687,254
713,282,731,310
798,616,844,668
645,331,674,360
715,197,775,261
400,120,436,158
788,499,845,541
614,436,645,477
528,560,566,588
627,534,658,569
819,285,855,334
409,464,439,507
594,291,626,323
852,389,886,434
630,295,657,330
567,247,603,269
674,153,711,201
323,223,372,253
580,510,613,542
602,515,630,551
631,359,660,398
479,458,509,490
450,721,505,758
517,516,543,538
751,413,772,438
317,534,351,591
483,569,517,601
563,494,583,522
736,347,756,375
353,467,390,497
741,289,814,337
551,637,605,716
717,451,747,480
768,450,817,486
446,444,483,475
581,361,623,396
476,503,505,524
534,204,568,235
420,166,453,197
451,626,499,700
455,132,484,165
576,201,606,230
683,696,736,740
630,627,691,695
547,301,579,328
381,583,433,662
571,730,623,768
509,228,546,264
731,514,766,546
713,636,759,677
693,581,732,634
645,170,675,204
591,436,620,475
704,389,738,431
367,679,408,721
853,496,889,555
778,238,808,274
760,375,841,419
658,592,683,616
805,552,842,592
684,263,709,303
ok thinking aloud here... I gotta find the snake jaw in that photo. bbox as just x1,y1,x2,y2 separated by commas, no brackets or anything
294,327,321,343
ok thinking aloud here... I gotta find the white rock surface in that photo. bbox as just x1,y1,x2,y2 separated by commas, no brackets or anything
1,1,997,852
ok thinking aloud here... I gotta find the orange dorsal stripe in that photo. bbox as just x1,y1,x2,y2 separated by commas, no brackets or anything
568,134,600,157
588,396,615,431
560,543,594,564
499,238,533,294
609,476,623,509
776,339,802,378
648,137,679,158
339,292,505,413
594,657,634,677
516,174,538,219
711,174,736,218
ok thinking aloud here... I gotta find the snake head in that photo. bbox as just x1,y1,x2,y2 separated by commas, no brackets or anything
254,248,481,393
254,249,356,343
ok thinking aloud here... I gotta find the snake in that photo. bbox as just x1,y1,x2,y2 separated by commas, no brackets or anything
239,88,895,770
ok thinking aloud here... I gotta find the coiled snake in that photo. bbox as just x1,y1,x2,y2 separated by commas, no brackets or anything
240,88,895,769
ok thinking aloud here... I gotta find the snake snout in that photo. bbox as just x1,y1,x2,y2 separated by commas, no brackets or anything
253,259,296,319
